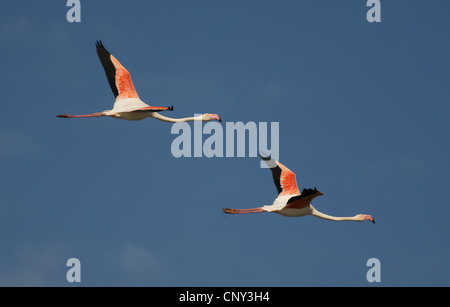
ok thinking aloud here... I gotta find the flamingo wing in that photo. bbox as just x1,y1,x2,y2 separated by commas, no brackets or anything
285,188,323,209
260,154,300,197
95,40,140,100
133,106,174,112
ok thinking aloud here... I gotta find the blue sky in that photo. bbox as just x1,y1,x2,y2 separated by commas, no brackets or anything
0,0,449,286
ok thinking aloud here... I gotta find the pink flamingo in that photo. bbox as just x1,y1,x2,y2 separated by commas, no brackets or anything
57,41,221,123
223,155,375,223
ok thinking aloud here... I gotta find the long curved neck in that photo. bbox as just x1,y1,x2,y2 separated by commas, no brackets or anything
149,112,202,123
311,207,358,222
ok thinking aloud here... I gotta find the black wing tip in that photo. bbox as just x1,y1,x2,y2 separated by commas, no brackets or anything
301,187,324,196
259,152,271,161
168,106,174,111
95,40,109,53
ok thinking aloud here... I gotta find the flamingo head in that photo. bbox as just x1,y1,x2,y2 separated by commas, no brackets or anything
202,113,222,122
356,214,375,224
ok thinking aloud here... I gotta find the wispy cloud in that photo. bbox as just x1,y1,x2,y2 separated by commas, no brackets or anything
0,242,68,286
0,132,41,160
0,15,68,50
120,242,163,279
0,240,165,286
0,16,33,42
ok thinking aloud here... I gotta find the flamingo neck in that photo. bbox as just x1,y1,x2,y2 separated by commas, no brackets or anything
311,207,358,222
149,112,202,123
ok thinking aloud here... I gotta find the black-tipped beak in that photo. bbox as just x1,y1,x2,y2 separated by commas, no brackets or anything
371,218,375,224
218,118,222,122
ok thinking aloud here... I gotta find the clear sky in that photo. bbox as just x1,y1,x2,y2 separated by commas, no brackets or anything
0,0,449,286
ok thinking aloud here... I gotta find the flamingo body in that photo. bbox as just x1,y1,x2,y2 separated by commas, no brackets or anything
274,206,313,217
57,41,221,123
223,155,375,223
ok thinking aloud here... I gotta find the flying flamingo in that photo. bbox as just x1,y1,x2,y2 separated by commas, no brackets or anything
223,155,375,223
57,41,221,123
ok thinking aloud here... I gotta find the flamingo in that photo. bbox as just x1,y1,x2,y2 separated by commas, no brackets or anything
57,41,221,123
223,155,375,223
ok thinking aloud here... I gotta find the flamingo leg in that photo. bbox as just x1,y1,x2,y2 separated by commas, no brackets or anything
223,207,265,214
57,112,106,118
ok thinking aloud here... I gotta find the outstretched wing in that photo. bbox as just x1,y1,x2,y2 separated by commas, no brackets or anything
260,154,300,197
95,40,140,100
285,188,323,209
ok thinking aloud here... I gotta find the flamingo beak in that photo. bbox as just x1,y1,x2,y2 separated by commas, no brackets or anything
209,114,221,122
364,215,375,224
